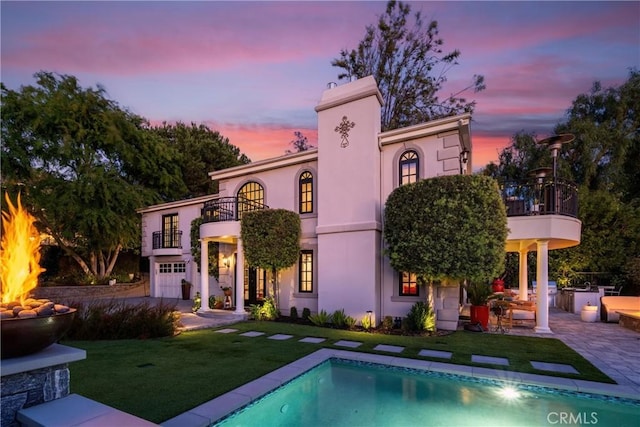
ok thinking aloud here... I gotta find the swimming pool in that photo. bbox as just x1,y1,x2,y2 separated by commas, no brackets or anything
214,357,639,427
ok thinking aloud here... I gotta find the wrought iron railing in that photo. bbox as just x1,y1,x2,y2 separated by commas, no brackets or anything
152,230,183,249
201,197,269,223
500,178,578,218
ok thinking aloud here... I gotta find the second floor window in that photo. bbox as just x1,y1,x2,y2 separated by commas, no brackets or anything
299,171,313,214
399,150,419,185
162,214,179,248
237,181,264,219
400,272,419,296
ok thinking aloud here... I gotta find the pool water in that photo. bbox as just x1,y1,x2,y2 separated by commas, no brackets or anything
214,359,640,426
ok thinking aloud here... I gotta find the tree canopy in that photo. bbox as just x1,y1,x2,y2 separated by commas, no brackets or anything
1,71,250,280
384,174,507,285
151,122,250,198
332,0,485,131
240,209,301,305
285,131,314,154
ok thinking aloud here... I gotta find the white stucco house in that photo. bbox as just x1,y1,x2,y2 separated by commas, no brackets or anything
138,76,581,333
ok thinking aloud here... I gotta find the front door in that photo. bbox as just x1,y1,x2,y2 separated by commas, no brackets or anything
243,263,266,306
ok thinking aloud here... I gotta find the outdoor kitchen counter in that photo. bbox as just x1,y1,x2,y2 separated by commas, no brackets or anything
557,288,604,314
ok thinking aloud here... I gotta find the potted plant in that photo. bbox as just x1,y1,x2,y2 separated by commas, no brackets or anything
181,279,192,300
464,281,493,330
209,295,224,309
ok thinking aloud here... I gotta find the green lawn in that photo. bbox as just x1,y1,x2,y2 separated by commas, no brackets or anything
65,321,614,424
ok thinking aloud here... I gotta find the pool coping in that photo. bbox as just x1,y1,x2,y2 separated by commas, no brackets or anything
160,348,640,427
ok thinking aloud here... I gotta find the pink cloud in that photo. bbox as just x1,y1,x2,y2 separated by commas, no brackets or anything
3,2,376,76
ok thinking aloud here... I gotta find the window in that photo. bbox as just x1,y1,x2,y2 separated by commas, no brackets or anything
237,181,264,219
173,263,186,273
299,250,313,293
400,272,419,296
399,150,419,185
159,263,172,274
299,171,313,214
162,214,179,248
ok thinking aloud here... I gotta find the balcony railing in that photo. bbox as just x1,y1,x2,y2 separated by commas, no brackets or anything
500,177,578,218
152,230,183,249
202,197,269,223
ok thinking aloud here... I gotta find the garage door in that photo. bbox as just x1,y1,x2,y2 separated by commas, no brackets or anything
157,262,186,298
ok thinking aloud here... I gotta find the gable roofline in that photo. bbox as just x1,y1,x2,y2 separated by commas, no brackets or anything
379,113,471,150
208,149,318,181
136,193,216,214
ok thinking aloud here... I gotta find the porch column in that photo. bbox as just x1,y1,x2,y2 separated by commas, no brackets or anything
198,238,211,313
518,245,529,302
534,239,552,333
234,238,245,314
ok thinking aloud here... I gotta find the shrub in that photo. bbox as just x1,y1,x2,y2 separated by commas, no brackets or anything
405,301,435,332
289,306,298,320
302,307,311,321
331,309,348,328
65,299,180,340
361,315,371,330
308,309,330,327
344,315,356,329
249,296,280,321
382,316,394,331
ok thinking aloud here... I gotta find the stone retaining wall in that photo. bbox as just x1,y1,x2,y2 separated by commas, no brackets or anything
32,281,145,301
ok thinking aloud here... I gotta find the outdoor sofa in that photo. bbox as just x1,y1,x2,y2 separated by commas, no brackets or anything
600,296,640,322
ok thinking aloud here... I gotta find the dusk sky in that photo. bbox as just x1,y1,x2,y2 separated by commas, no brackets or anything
2,1,638,169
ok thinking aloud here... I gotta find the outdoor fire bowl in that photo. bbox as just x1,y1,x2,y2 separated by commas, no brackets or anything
1,309,76,359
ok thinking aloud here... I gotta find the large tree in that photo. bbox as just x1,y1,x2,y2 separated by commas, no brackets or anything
384,175,507,288
332,0,485,131
151,122,250,197
1,72,185,279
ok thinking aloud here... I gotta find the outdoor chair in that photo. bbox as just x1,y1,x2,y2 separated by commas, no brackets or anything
507,300,536,328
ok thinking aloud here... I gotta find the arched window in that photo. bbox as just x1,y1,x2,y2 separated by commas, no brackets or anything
399,150,419,185
237,181,264,219
299,171,313,214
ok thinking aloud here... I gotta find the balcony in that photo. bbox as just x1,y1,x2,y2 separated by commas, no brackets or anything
201,197,269,223
152,230,183,256
501,177,581,252
501,177,578,218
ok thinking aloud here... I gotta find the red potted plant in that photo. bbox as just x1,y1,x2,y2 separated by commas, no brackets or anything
465,281,493,330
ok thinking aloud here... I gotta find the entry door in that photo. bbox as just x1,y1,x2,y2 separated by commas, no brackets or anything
243,262,266,306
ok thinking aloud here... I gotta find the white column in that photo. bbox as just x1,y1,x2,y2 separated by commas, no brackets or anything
198,239,211,313
534,239,552,333
518,246,529,301
234,238,245,314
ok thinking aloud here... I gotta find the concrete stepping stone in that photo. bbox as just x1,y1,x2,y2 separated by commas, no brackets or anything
214,328,239,334
299,337,326,344
334,340,362,348
530,361,579,374
374,344,404,353
240,331,265,337
268,334,294,340
419,349,453,359
471,355,509,366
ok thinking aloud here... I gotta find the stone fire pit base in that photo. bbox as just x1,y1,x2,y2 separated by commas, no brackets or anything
0,344,86,427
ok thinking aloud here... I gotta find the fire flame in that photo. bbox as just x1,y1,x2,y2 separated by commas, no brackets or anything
0,193,45,304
